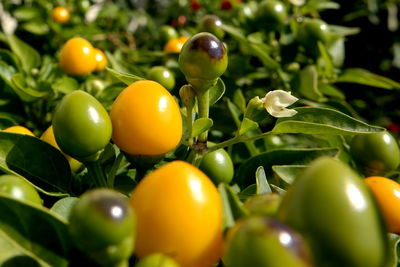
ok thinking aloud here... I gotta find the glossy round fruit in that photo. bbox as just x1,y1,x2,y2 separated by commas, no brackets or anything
135,253,180,267
278,157,387,267
94,48,107,72
199,145,234,184
257,0,287,30
59,37,97,76
297,19,330,50
224,216,313,267
160,25,179,43
52,6,70,24
52,90,112,161
130,161,223,267
365,176,400,233
110,80,182,156
350,131,400,176
163,37,189,53
178,32,228,90
199,15,225,39
69,189,136,266
147,66,176,91
0,174,42,205
3,126,35,136
40,126,83,173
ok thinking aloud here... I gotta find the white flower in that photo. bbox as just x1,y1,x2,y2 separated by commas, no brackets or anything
261,90,298,118
85,4,103,23
0,4,17,35
289,0,306,6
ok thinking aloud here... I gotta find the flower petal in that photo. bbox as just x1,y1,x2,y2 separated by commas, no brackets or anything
262,90,299,118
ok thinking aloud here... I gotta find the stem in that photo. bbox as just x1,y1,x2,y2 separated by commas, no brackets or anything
207,131,274,154
186,105,194,145
196,89,210,142
86,161,108,188
107,153,124,188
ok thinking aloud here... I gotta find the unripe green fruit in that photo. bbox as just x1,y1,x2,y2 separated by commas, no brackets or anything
278,157,388,267
148,66,176,91
179,32,228,91
52,90,112,162
257,0,287,30
199,15,225,39
350,131,400,176
0,175,42,205
136,253,181,267
223,216,313,267
69,189,136,266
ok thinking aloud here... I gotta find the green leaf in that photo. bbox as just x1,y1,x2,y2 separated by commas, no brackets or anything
209,78,225,105
0,132,71,196
0,195,71,266
329,25,361,36
52,77,79,94
0,49,20,69
247,43,279,69
271,165,307,187
50,197,79,221
106,67,144,86
239,118,259,136
220,24,247,42
221,24,278,69
12,7,42,21
317,42,335,77
191,118,213,138
11,73,48,102
318,84,345,99
6,35,41,73
272,107,384,135
336,68,400,89
0,61,17,90
237,147,339,187
218,184,249,229
238,184,257,200
255,166,272,194
296,65,325,101
21,21,49,35
327,36,345,67
233,89,246,112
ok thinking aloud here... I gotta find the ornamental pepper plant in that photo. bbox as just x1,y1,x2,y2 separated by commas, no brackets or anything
0,0,400,266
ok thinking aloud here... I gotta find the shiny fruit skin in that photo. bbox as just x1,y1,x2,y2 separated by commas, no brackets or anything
130,161,223,267
350,131,400,176
40,126,83,173
3,126,35,136
135,253,181,267
69,189,136,266
223,216,313,267
365,176,400,233
94,48,107,72
0,174,42,205
178,32,228,88
163,37,188,53
160,25,179,43
297,19,330,51
147,66,176,91
278,157,388,267
199,146,234,184
52,6,70,24
52,90,112,161
110,80,182,156
199,15,225,39
257,0,287,30
59,37,97,76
